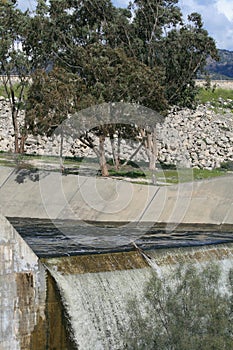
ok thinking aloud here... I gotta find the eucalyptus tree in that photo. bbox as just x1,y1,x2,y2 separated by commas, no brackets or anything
0,0,31,153
163,12,219,106
129,0,183,66
126,0,219,107
75,43,167,175
27,45,167,176
25,0,218,175
25,66,82,168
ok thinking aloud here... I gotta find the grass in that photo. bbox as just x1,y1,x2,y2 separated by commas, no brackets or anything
108,165,227,184
0,85,7,97
197,87,233,111
0,152,229,185
0,82,29,99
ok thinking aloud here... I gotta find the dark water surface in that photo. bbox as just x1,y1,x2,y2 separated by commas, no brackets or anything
8,217,233,258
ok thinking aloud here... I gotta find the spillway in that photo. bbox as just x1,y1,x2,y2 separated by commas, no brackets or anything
42,244,233,350
1,168,233,349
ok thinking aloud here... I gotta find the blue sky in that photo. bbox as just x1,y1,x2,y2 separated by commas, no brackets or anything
17,0,233,50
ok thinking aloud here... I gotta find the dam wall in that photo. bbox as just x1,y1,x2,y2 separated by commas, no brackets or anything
0,215,78,350
0,207,233,349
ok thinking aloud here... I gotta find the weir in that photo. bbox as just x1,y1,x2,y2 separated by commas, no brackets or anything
1,214,233,349
0,167,233,349
42,244,233,350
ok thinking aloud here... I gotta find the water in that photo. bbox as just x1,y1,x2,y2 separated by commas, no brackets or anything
44,255,150,350
43,244,233,350
8,217,233,258
7,218,233,349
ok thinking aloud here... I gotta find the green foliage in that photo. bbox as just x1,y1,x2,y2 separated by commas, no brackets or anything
197,87,233,108
1,0,219,166
26,0,218,110
26,66,81,136
125,263,233,349
220,161,233,171
162,13,218,107
0,0,31,152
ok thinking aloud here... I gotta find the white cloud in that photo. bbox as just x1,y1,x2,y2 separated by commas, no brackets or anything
216,0,233,21
179,0,233,50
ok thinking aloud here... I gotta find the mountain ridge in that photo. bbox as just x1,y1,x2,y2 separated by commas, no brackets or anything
205,49,233,80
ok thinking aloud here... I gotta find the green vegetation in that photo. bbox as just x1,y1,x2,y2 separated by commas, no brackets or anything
220,161,233,171
0,0,219,177
109,167,226,184
125,263,233,349
0,85,7,98
197,87,233,109
0,1,31,152
0,152,227,184
0,82,29,99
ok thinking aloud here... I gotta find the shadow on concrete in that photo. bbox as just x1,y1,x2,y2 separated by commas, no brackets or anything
15,168,40,184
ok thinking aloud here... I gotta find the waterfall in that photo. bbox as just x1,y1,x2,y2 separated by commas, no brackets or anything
43,244,233,350
43,251,150,350
147,243,233,270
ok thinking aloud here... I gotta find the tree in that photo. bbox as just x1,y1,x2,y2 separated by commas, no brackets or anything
105,1,218,107
24,0,219,176
0,0,31,153
129,0,183,66
25,66,82,168
26,45,167,176
163,13,219,106
125,263,233,349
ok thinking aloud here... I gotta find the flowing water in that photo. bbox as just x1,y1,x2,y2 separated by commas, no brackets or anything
43,252,149,350
8,217,233,257
42,244,233,350
8,218,233,349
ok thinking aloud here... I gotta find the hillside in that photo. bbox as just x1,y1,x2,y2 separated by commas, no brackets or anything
205,49,233,80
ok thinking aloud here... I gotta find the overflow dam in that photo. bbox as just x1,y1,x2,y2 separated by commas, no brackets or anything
0,165,233,349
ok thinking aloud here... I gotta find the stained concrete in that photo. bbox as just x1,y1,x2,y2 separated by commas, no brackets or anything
0,215,76,350
0,215,47,350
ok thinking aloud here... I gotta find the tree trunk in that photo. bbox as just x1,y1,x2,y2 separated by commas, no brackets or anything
145,128,157,171
59,128,64,171
19,133,26,154
110,134,120,170
99,135,109,177
12,108,20,153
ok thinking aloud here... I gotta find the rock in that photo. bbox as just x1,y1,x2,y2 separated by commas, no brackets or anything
0,98,232,169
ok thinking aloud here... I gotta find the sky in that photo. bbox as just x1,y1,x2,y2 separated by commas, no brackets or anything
17,0,233,51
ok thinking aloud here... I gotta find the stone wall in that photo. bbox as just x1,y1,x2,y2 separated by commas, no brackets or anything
0,97,232,169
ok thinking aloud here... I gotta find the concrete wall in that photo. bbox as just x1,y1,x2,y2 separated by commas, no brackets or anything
1,166,233,227
0,215,47,350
